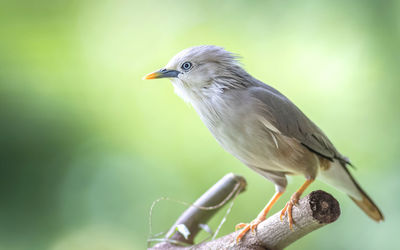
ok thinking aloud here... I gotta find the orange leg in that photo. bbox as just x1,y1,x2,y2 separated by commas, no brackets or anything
280,179,314,230
235,191,283,243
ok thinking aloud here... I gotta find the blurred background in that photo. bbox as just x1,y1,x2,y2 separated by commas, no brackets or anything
0,0,399,249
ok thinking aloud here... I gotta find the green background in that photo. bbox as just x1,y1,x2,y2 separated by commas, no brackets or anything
1,0,399,249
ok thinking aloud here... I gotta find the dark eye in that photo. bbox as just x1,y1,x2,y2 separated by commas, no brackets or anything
181,61,192,71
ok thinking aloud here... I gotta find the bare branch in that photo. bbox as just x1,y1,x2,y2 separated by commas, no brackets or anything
192,190,340,250
149,173,246,247
148,177,340,250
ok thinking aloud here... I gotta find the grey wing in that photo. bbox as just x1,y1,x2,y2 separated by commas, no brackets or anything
248,85,349,164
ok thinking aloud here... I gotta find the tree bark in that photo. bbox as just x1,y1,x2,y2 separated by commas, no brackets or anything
149,174,340,250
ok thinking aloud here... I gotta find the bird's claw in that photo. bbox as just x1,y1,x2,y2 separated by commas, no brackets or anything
235,223,247,231
235,218,264,243
280,193,300,230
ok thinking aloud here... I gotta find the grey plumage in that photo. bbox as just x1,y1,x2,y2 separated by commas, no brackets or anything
145,45,383,222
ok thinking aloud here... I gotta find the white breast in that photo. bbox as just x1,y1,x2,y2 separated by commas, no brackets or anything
194,90,283,171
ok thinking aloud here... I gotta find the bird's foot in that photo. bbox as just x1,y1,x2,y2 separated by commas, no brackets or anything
235,191,284,243
235,216,265,243
280,192,301,230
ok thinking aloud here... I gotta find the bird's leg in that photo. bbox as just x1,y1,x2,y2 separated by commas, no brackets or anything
235,191,283,243
280,178,314,230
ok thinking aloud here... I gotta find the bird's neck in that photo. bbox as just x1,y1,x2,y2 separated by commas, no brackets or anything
171,80,224,126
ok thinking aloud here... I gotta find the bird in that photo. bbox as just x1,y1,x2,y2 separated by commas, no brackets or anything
143,45,383,242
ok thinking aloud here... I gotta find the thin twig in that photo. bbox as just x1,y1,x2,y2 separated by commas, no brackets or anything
148,173,246,247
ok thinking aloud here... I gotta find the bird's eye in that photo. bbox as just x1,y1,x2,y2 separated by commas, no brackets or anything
181,61,192,71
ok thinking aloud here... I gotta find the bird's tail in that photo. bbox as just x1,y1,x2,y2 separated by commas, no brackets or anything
318,160,384,221
349,189,384,221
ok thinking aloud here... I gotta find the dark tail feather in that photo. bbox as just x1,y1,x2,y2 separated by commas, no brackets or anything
344,167,384,221
349,193,384,221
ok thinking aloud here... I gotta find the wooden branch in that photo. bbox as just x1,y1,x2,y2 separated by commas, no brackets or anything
149,174,340,250
193,190,340,250
149,173,246,248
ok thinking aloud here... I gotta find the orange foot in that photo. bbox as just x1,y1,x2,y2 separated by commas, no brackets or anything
235,191,284,243
279,192,301,230
235,217,264,242
280,179,314,230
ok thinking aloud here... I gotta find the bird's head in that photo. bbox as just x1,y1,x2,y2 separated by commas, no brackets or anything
143,46,243,97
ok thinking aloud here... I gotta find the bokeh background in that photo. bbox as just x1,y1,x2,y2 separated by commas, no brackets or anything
1,0,399,249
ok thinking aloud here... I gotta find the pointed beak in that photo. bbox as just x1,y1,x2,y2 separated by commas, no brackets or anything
143,68,181,80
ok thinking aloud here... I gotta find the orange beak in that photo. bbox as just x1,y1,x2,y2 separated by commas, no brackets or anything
142,69,180,80
143,71,162,80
